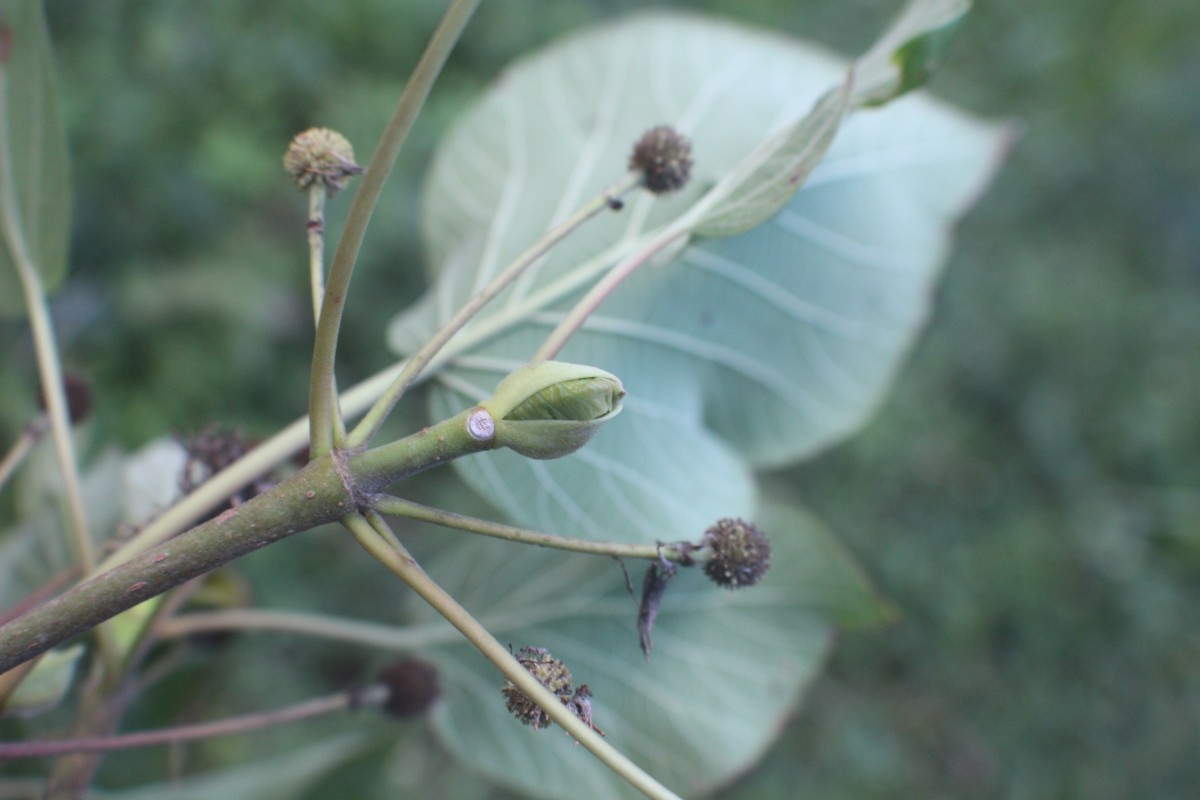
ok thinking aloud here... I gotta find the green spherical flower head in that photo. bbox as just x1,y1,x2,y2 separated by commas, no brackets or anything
283,127,363,195
629,125,693,194
480,361,625,459
703,518,772,589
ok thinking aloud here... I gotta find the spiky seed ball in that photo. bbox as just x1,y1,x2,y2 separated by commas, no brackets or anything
629,126,693,194
703,518,772,589
502,646,574,730
283,127,362,194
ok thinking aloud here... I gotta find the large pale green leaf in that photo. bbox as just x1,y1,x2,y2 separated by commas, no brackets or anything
389,10,1009,539
404,500,887,800
0,0,71,316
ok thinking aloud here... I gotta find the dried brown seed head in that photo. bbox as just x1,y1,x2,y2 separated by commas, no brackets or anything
629,125,693,194
703,518,772,589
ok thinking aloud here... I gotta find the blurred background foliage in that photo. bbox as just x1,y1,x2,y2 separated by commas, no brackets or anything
1,0,1197,798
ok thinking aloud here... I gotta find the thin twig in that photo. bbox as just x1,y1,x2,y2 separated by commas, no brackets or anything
531,224,688,361
0,686,385,760
0,419,45,492
374,494,696,562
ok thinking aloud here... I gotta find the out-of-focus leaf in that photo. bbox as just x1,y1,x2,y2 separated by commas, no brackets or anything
690,76,853,238
0,439,185,641
1,447,125,610
690,0,973,237
402,498,890,799
119,437,188,527
0,643,81,718
0,0,71,316
89,735,366,800
853,0,971,105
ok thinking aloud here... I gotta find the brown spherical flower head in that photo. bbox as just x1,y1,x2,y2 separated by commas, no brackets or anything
703,518,772,589
629,125,693,194
501,646,574,730
283,127,363,195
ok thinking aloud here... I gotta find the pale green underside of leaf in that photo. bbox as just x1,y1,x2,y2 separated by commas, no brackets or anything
386,11,1005,796
389,10,1009,537
0,0,71,317
89,735,366,800
404,500,884,800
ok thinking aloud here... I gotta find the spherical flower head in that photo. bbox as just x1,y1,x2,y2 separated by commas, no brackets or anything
703,518,772,589
629,125,693,194
283,127,362,195
502,646,574,730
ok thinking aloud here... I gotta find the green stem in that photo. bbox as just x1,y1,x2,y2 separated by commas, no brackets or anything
157,608,461,651
374,494,695,562
0,419,43,492
531,224,688,361
345,512,682,800
0,73,93,574
309,0,480,457
346,172,642,449
307,184,328,326
0,686,385,759
345,406,496,494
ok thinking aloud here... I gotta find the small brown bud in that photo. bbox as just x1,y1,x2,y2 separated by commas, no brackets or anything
37,373,93,425
283,127,362,194
377,658,440,718
629,126,693,194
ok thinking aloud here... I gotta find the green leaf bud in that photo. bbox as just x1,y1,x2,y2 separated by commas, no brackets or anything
482,361,624,460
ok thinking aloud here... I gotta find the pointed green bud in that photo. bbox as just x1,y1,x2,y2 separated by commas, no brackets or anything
481,361,624,460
